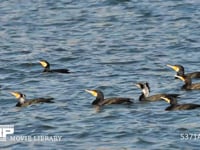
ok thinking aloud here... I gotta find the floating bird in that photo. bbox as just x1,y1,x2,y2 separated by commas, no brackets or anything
167,64,200,79
175,75,200,90
10,91,54,107
85,89,133,106
135,82,179,101
161,95,200,111
39,60,70,73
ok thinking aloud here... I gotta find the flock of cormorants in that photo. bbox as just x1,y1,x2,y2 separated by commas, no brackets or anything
10,60,200,111
10,60,69,107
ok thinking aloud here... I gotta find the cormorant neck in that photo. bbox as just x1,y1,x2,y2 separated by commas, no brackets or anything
138,84,150,101
177,71,184,76
142,87,150,97
166,100,178,110
19,97,26,104
139,93,145,101
170,99,178,106
92,91,104,105
44,67,50,72
92,97,103,105
182,76,192,89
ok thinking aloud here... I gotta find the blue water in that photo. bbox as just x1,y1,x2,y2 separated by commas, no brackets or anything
1,0,200,149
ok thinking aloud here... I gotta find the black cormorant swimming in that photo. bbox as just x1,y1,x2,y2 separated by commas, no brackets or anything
175,75,200,90
161,95,200,111
39,60,70,73
167,64,200,79
85,89,133,106
10,91,54,107
135,82,179,101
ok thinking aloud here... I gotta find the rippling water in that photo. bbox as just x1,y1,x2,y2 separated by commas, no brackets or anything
1,0,200,149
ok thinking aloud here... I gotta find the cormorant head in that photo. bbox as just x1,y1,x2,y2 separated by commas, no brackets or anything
135,83,143,89
167,64,184,74
10,92,26,104
85,89,104,105
161,96,177,105
39,60,50,71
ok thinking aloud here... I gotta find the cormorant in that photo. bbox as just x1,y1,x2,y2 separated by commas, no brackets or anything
135,82,179,101
167,64,200,79
39,60,70,73
10,92,54,107
175,75,200,90
85,89,133,106
161,95,200,111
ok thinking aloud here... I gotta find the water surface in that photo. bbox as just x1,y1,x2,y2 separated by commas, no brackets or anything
0,0,200,149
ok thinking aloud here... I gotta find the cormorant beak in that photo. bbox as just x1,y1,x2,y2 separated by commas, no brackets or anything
160,97,171,103
39,61,48,68
174,75,185,81
85,89,98,97
167,64,179,72
10,92,21,99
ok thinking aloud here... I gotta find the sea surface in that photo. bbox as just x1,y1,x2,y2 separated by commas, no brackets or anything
0,0,200,149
